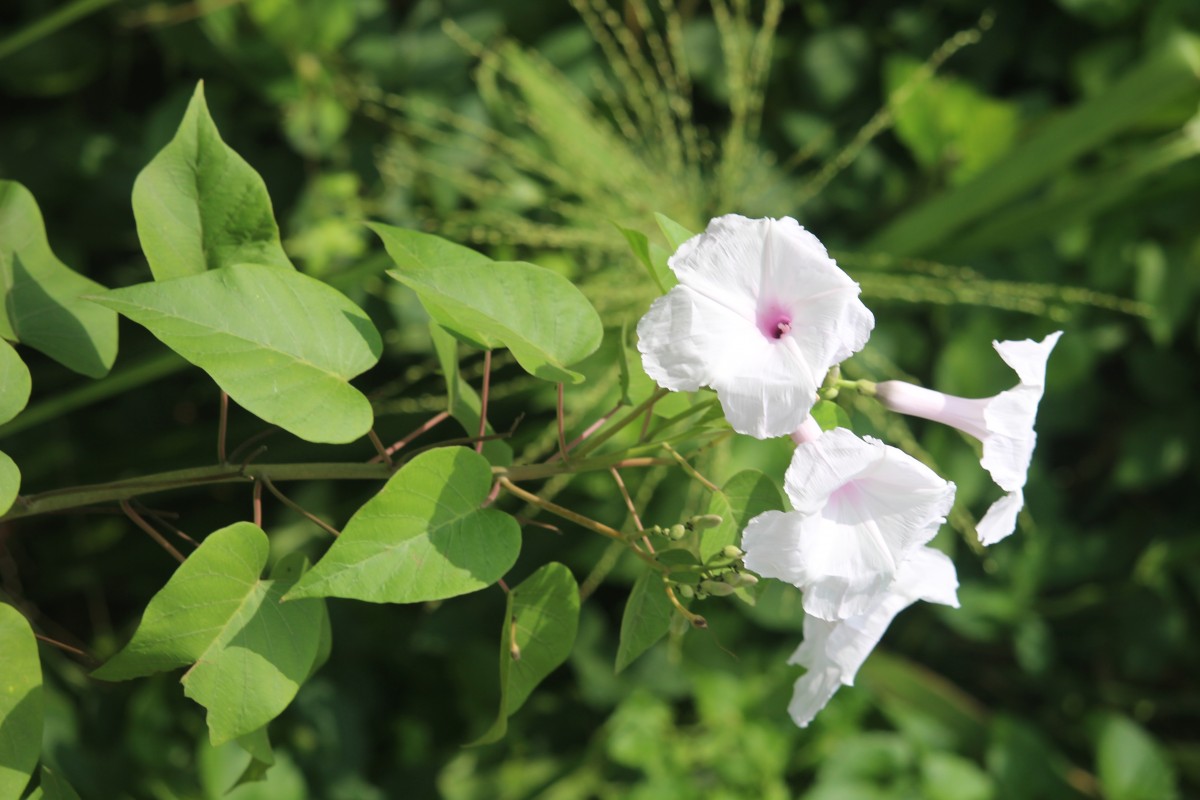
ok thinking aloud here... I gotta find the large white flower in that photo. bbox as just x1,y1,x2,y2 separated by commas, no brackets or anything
741,427,955,621
787,546,960,727
875,331,1062,545
636,215,874,439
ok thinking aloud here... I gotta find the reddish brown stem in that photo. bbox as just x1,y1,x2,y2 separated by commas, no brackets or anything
120,500,185,563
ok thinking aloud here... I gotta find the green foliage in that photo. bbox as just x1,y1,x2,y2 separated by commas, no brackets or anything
1095,714,1179,800
704,469,787,561
0,339,29,513
615,571,674,674
132,82,293,281
92,263,382,444
0,181,117,377
0,603,42,798
288,447,521,604
473,562,580,745
373,223,604,383
94,523,328,745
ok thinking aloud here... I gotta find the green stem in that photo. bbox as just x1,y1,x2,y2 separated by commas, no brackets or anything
1,453,673,523
571,387,670,459
0,0,120,61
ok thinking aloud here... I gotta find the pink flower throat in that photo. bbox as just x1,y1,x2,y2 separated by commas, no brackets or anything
758,304,793,340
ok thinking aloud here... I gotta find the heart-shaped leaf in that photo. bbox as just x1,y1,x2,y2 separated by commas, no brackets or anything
287,447,520,603
472,562,580,745
90,263,380,444
0,181,118,377
92,523,328,746
0,603,42,798
133,82,293,280
371,224,603,383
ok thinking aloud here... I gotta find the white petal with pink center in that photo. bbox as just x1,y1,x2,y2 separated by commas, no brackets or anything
786,546,960,727
637,215,874,439
875,331,1061,545
741,427,955,621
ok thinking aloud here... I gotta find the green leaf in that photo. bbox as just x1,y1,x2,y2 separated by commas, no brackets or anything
810,399,854,432
371,224,603,383
92,524,327,746
615,571,673,674
472,562,580,745
0,339,31,426
885,55,1020,186
132,82,292,280
232,726,275,789
429,322,513,466
1096,714,1179,800
616,224,672,294
702,469,787,561
287,447,521,603
0,603,42,799
0,451,19,516
90,263,381,444
0,182,118,377
654,212,696,251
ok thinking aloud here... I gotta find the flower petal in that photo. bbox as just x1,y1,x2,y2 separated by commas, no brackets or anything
637,285,759,392
667,214,764,320
976,488,1024,546
783,546,959,727
993,331,1062,388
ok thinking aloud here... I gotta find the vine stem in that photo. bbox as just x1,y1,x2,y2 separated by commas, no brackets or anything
572,387,670,459
120,500,185,563
2,455,672,523
497,477,663,571
476,349,492,454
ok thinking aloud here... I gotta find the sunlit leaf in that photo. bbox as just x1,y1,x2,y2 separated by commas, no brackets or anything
0,603,42,798
0,451,19,516
133,82,292,280
90,263,380,444
654,212,695,251
472,562,580,745
616,224,672,293
615,571,673,674
372,223,603,383
703,469,786,561
287,447,521,604
93,524,327,745
0,339,31,426
0,182,118,377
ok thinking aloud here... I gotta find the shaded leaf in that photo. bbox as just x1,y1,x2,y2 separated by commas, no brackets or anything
93,524,327,745
472,563,580,744
287,447,521,603
810,399,853,433
0,603,42,798
615,571,673,674
30,766,82,800
90,263,380,444
133,82,292,280
0,181,118,377
372,224,603,383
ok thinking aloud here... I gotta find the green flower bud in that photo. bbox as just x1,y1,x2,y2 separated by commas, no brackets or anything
722,572,759,588
687,514,724,531
676,584,695,599
668,523,688,540
699,580,736,597
720,545,745,560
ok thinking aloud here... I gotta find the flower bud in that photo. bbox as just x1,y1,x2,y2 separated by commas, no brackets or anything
720,545,745,560
668,524,687,540
699,580,736,597
676,584,695,599
722,572,759,588
687,514,724,531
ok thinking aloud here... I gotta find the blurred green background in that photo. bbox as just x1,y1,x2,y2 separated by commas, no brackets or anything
1,0,1198,797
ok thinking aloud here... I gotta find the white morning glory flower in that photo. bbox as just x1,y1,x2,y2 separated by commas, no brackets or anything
636,215,875,439
741,427,956,621
786,546,960,727
874,331,1062,546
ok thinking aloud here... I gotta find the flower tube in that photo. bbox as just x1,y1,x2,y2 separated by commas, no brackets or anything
741,427,955,621
875,331,1062,545
637,215,875,439
786,546,960,727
